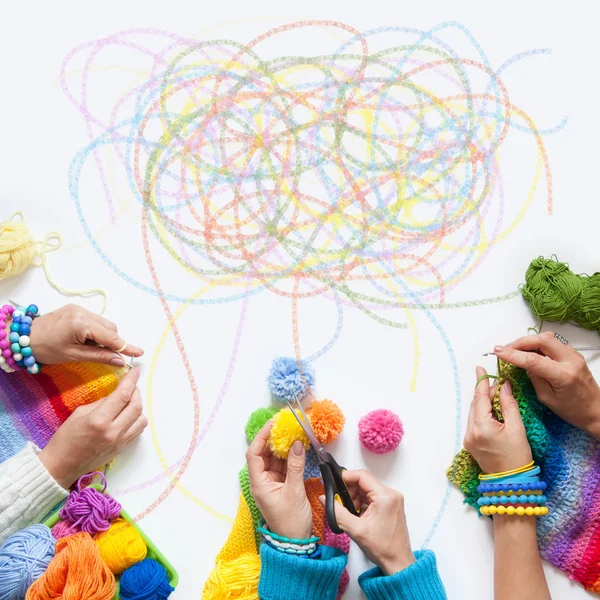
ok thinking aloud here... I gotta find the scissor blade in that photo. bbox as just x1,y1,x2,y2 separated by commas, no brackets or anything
286,399,324,455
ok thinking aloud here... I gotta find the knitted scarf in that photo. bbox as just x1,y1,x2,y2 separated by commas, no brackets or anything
0,363,123,463
447,360,600,593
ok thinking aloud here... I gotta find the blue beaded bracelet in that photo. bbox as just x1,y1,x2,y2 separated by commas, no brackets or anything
477,494,547,506
257,523,320,545
477,481,547,493
6,304,41,374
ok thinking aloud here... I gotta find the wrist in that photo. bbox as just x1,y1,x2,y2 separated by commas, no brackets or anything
379,550,416,576
38,448,75,490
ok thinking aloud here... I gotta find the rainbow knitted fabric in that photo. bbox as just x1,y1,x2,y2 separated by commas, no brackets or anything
203,462,350,599
0,363,123,463
447,360,600,593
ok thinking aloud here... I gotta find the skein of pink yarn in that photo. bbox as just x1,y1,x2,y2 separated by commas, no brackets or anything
51,520,80,540
59,472,121,535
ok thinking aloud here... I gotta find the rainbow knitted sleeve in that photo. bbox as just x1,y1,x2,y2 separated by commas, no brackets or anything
447,360,600,593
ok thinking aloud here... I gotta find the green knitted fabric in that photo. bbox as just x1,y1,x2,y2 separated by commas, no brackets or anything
245,406,280,442
446,360,551,508
239,465,262,548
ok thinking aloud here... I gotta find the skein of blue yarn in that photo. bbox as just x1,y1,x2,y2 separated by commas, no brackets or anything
120,558,174,600
0,524,55,600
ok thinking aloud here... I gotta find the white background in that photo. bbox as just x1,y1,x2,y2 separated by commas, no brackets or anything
1,1,599,598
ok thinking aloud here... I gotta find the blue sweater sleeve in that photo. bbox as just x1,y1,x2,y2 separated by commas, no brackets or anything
258,543,347,600
359,550,447,600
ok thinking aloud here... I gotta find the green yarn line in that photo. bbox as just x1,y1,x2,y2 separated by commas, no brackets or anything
239,465,262,549
447,361,552,508
521,256,600,334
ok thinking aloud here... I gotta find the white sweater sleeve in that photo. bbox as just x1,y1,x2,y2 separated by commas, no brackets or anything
0,442,68,545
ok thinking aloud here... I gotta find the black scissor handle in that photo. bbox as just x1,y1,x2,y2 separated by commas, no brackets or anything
320,455,360,535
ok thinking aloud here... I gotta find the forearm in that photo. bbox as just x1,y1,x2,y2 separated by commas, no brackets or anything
0,443,68,544
494,516,550,600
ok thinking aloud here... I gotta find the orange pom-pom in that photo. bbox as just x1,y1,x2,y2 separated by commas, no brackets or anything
307,399,345,444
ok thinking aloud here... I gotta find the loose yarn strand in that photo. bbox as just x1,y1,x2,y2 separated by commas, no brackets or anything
0,212,108,314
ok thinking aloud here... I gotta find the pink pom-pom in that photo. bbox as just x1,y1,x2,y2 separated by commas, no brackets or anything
358,409,404,454
51,519,80,539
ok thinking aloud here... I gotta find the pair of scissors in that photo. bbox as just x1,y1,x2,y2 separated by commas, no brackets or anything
287,398,360,534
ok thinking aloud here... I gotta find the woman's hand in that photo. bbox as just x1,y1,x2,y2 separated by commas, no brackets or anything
325,470,415,576
29,304,143,366
246,421,313,540
38,367,147,489
464,367,532,473
494,332,600,438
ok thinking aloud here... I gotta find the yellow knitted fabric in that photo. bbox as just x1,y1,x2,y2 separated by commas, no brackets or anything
217,494,258,562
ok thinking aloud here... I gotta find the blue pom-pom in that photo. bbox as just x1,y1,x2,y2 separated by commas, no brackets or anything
268,356,315,403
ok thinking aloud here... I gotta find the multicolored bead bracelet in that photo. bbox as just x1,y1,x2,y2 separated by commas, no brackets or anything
0,304,41,374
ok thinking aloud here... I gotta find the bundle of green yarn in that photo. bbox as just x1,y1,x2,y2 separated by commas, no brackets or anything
521,256,600,333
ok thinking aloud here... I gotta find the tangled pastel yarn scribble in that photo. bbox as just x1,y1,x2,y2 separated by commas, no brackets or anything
120,558,174,600
269,407,310,458
0,525,55,600
203,553,260,600
268,357,315,403
245,407,280,442
25,532,115,600
307,399,345,445
94,518,147,575
521,256,600,333
59,473,121,535
358,409,404,454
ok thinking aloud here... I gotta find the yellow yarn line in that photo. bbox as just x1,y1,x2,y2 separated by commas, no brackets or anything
0,212,108,313
146,280,232,522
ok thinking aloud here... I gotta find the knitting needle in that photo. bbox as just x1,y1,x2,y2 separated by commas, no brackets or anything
483,347,600,356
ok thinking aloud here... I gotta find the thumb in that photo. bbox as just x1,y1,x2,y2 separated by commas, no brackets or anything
319,494,362,536
499,381,522,424
285,440,307,488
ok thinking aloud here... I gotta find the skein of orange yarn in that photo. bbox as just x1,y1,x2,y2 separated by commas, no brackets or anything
94,518,147,574
26,532,115,600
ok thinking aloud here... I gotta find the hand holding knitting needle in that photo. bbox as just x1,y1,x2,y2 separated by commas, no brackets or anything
492,331,600,439
38,367,147,489
28,303,143,367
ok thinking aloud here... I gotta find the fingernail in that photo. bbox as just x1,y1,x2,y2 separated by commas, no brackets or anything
494,345,505,353
503,381,512,394
292,440,304,456
110,357,125,367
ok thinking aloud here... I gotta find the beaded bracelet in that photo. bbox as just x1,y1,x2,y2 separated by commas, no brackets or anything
477,494,547,506
0,304,41,374
257,523,320,557
477,481,547,493
480,505,549,517
257,523,320,546
0,305,17,373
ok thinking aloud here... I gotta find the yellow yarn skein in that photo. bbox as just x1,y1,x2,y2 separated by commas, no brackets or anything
94,518,147,574
269,407,310,459
202,553,260,600
0,212,108,313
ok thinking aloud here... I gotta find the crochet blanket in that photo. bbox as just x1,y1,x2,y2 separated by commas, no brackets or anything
447,361,600,593
203,457,350,599
0,363,123,463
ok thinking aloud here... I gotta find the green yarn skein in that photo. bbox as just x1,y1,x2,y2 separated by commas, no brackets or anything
521,256,600,333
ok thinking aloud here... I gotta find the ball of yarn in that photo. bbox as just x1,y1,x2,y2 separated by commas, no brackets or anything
94,518,147,575
0,214,36,281
0,525,55,600
51,520,80,540
203,553,260,600
307,399,345,444
25,532,115,600
267,357,315,402
120,558,174,600
59,485,121,535
245,406,280,442
521,256,600,333
269,407,310,458
358,409,404,454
